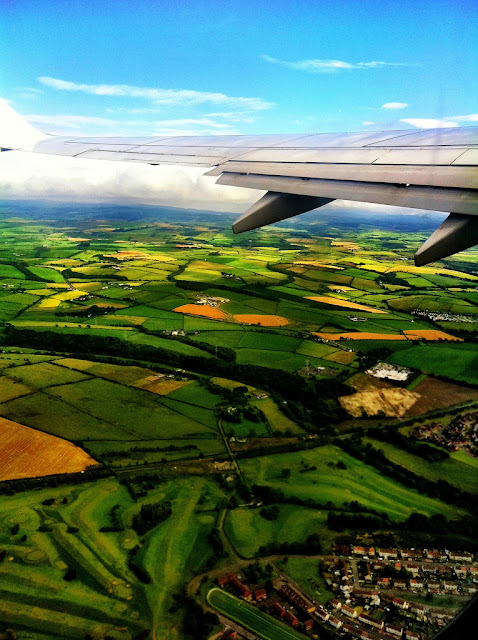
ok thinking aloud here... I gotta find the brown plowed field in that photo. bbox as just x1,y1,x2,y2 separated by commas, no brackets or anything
173,304,227,319
404,378,478,415
233,314,289,326
0,417,98,481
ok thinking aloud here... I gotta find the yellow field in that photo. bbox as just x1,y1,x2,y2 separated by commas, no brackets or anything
105,250,176,261
323,350,357,364
133,377,191,395
67,237,90,242
339,388,420,418
0,416,98,481
327,285,355,291
173,304,227,319
330,241,360,250
403,329,463,342
24,289,52,296
54,290,89,301
36,298,60,309
386,265,478,280
233,314,289,326
306,296,387,314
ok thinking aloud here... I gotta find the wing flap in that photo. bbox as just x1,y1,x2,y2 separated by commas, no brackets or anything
217,172,478,216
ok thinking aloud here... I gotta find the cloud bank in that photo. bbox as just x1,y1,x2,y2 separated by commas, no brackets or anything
0,151,261,212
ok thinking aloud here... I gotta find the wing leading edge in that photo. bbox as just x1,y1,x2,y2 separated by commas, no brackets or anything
1,100,477,265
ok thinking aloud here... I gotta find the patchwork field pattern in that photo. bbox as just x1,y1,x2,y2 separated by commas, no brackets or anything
0,204,477,639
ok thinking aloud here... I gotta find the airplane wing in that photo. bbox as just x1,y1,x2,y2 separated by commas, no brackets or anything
1,100,477,266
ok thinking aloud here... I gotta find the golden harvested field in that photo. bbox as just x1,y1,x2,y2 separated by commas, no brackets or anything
403,329,463,342
173,304,227,319
53,358,94,370
340,388,420,418
133,377,191,395
306,296,387,313
233,314,289,326
314,332,407,341
327,285,355,291
386,265,478,280
106,250,176,261
0,416,98,481
323,350,357,365
330,241,360,250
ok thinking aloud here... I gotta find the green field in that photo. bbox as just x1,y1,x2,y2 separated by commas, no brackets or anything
239,445,465,520
363,438,478,494
207,588,305,640
225,504,330,558
387,345,478,385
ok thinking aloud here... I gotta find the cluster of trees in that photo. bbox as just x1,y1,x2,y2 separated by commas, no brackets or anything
203,528,227,570
254,484,377,512
335,437,475,511
327,512,390,532
99,443,198,459
257,533,322,557
368,426,450,462
131,501,172,536
0,465,112,496
55,305,118,318
99,504,123,532
169,592,219,639
259,505,280,521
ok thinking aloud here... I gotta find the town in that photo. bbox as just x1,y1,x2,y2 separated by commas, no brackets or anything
212,543,478,640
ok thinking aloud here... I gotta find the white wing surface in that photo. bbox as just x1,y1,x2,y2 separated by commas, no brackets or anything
1,101,477,266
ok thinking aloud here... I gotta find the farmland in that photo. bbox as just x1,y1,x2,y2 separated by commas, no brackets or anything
0,201,477,639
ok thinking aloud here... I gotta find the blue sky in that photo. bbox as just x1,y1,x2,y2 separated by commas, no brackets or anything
0,0,476,208
2,0,477,136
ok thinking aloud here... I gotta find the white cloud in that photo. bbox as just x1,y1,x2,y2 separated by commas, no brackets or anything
362,121,375,126
400,118,458,128
262,55,409,73
450,114,478,122
0,151,260,212
381,102,408,110
38,76,273,111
